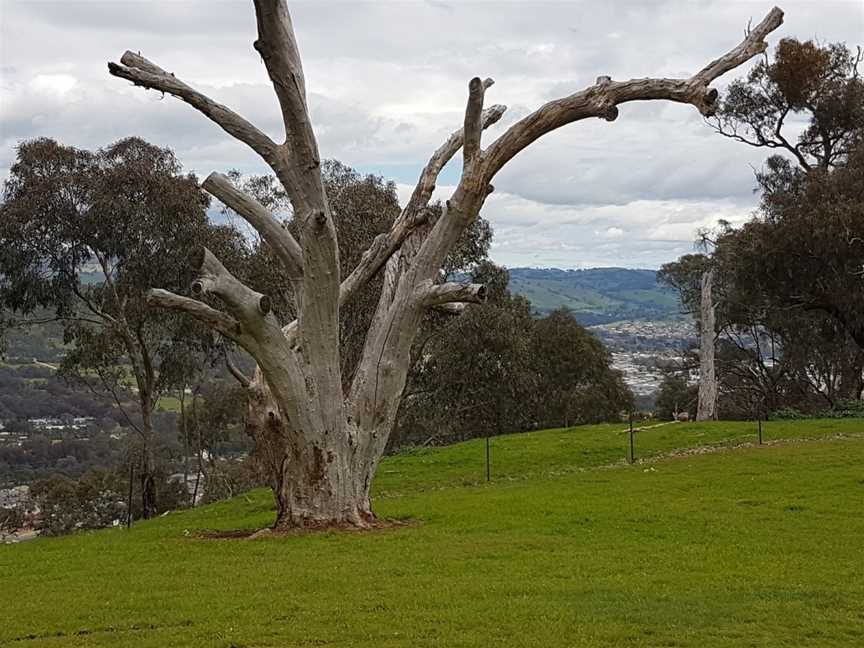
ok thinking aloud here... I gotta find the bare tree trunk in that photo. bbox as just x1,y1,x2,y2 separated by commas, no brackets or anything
110,1,783,529
697,268,718,421
139,404,158,519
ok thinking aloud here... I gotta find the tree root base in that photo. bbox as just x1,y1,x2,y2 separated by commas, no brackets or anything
270,515,416,535
192,518,416,540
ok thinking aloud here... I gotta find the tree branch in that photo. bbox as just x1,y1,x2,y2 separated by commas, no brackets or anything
482,6,784,179
188,246,272,323
107,52,276,162
202,172,304,279
432,302,469,315
252,0,319,168
145,289,244,343
417,282,487,307
225,354,252,389
463,77,494,165
693,7,784,83
341,103,506,307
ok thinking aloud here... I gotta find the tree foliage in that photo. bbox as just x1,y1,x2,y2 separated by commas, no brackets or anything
0,137,236,516
396,268,633,445
712,38,863,171
659,37,864,419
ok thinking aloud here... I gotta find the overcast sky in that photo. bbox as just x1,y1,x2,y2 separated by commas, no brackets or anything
1,1,862,269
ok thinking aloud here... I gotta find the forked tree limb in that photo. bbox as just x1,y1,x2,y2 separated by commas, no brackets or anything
252,0,318,167
338,103,506,308
348,5,785,441
107,52,277,163
149,283,314,435
481,6,784,180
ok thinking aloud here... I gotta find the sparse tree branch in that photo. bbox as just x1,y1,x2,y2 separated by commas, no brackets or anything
417,281,487,307
252,0,319,170
339,103,506,307
146,288,244,343
202,172,304,279
148,282,311,435
433,302,469,315
407,104,506,217
482,6,784,179
463,77,493,165
693,7,785,83
225,354,253,389
107,52,277,162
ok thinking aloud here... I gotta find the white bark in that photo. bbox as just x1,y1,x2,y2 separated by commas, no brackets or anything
109,1,783,528
697,268,718,421
202,173,303,282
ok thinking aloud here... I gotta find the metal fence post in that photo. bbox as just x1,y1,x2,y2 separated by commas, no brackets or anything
485,435,491,482
629,413,635,464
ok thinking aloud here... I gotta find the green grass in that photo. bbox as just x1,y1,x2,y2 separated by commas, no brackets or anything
374,418,863,495
156,395,183,413
1,419,863,647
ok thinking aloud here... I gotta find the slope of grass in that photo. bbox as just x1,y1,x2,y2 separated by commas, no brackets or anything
1,419,863,647
375,418,863,495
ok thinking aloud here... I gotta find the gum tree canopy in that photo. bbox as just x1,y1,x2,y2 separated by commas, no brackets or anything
108,1,784,529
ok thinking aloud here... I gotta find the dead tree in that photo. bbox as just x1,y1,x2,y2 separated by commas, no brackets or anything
108,1,784,529
696,268,718,420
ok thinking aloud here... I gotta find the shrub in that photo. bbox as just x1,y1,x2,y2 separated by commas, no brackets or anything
821,399,864,419
771,407,810,420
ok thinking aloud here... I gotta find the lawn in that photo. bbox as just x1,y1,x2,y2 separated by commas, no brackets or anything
155,395,183,413
1,419,863,647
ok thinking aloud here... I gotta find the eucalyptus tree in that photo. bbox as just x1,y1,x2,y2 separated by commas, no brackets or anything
715,145,864,353
0,137,233,517
394,263,538,447
108,1,784,528
709,37,864,356
711,38,863,172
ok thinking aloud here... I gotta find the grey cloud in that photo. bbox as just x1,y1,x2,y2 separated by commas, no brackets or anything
1,0,861,269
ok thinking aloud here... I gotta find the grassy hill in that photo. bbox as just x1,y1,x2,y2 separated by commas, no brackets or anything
507,267,680,324
2,419,863,646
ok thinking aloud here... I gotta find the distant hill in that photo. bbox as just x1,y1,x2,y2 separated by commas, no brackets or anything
507,267,681,325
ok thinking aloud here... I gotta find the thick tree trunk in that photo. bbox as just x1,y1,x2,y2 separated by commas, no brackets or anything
245,371,378,529
272,448,375,530
696,268,717,421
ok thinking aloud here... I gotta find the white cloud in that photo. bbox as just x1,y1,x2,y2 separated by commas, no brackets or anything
1,0,861,269
30,74,77,95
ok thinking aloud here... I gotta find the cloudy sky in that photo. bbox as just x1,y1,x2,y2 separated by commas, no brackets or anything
1,1,862,269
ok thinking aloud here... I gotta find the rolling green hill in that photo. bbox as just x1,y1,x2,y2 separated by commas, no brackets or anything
507,267,681,324
2,418,863,646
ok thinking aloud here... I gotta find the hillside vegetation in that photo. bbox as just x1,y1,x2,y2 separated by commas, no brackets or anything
507,267,680,323
2,418,863,646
